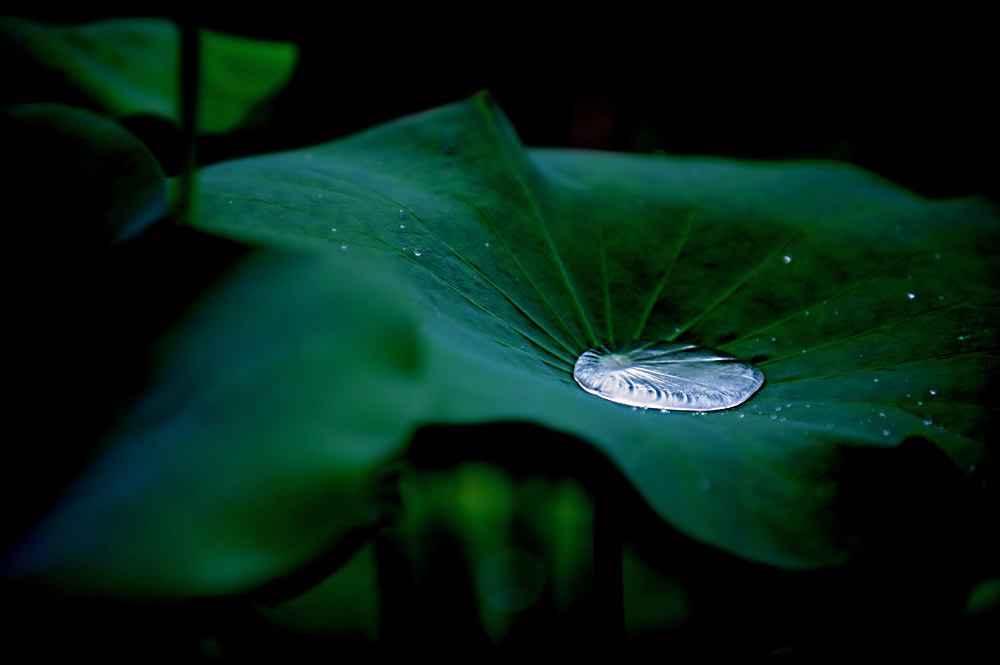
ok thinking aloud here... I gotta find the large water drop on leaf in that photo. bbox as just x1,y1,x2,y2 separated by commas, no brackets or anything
573,343,765,411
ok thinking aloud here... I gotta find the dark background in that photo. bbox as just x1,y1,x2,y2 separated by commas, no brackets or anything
7,8,996,201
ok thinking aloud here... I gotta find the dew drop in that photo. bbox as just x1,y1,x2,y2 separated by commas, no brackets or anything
227,200,233,205
907,292,916,300
331,227,337,232
770,337,777,342
400,223,406,229
413,249,423,257
924,418,933,425
873,378,879,383
883,429,892,436
929,389,937,395
485,241,491,247
782,255,792,264
318,193,323,197
340,243,347,250
573,342,764,411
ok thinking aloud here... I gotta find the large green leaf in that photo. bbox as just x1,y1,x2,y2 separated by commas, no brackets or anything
1,16,297,134
8,93,995,599
189,92,997,569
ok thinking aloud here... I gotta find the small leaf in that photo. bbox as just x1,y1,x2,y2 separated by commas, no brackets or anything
1,16,297,134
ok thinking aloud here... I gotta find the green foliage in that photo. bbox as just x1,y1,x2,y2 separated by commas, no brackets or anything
2,18,997,654
1,15,297,134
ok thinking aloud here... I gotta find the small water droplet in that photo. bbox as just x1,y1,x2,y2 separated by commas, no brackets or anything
934,252,941,261
770,414,778,420
400,223,406,229
883,429,892,436
228,200,233,205
873,378,879,383
782,255,792,264
331,227,337,232
804,310,810,316
929,389,937,395
399,209,404,216
340,243,347,250
779,416,787,422
770,336,777,342
573,342,764,411
775,406,782,412
958,335,970,341
923,418,933,425
485,241,491,247
834,310,839,316
413,249,422,257
318,193,323,197
938,295,945,300
738,413,745,419
907,292,916,300
917,400,923,406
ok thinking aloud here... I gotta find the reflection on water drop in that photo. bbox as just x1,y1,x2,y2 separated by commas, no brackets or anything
340,243,347,250
907,292,916,300
413,249,422,257
782,255,792,264
573,342,764,411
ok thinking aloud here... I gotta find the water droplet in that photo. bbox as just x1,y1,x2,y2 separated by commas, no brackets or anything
782,255,792,264
770,414,778,420
340,243,347,250
413,249,422,257
775,406,782,412
938,295,945,300
934,252,941,261
331,227,337,232
873,378,879,383
485,241,491,247
318,193,323,197
929,389,937,395
400,223,406,229
804,310,810,316
958,335,970,341
907,292,916,300
399,209,404,215
883,429,892,436
738,413,745,419
878,411,886,417
923,418,933,425
770,336,777,342
779,416,787,422
573,342,764,412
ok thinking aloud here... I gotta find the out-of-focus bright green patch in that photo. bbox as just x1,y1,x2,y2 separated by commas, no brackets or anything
1,16,297,134
967,577,1000,617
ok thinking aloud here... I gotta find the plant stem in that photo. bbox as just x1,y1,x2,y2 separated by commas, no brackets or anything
173,15,199,225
